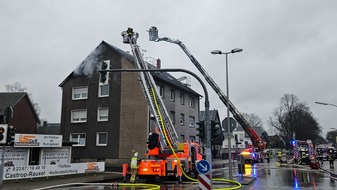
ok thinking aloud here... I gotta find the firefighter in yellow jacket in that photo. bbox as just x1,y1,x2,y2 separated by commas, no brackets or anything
329,153,335,169
130,152,139,183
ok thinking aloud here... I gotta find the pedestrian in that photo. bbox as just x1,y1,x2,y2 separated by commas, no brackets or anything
130,152,139,183
329,153,334,169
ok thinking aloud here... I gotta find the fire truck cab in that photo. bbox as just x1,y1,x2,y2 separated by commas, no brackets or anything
293,140,314,165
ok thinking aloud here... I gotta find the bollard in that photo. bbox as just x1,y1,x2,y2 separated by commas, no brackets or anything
122,164,128,183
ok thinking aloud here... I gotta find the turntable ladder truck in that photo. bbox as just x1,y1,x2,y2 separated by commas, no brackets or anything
148,26,266,162
121,28,201,179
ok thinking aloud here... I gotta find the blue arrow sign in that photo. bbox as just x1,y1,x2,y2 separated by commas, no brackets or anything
197,159,210,174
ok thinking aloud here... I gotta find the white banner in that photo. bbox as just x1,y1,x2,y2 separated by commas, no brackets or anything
14,134,62,147
3,162,105,180
0,147,29,166
39,148,71,165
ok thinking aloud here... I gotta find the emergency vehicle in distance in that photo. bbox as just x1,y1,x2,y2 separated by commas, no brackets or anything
148,26,267,164
316,144,337,161
240,147,263,163
292,140,314,165
121,28,202,179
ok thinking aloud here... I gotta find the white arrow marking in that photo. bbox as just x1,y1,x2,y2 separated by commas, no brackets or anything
200,163,208,171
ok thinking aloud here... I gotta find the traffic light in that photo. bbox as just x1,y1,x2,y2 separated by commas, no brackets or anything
196,120,205,142
99,61,109,83
0,124,8,145
211,120,220,141
7,125,15,146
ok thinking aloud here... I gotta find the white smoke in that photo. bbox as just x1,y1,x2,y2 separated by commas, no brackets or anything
73,45,107,76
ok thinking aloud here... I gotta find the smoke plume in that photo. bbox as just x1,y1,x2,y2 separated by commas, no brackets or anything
73,45,107,76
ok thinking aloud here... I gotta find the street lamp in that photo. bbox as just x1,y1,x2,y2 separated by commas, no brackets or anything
315,101,337,108
211,48,243,180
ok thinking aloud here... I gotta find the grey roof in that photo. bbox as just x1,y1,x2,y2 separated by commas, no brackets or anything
59,41,200,96
0,92,40,122
0,92,27,113
150,68,200,96
199,110,220,121
37,123,60,135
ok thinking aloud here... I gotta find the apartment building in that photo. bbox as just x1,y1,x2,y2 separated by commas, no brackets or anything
59,41,200,164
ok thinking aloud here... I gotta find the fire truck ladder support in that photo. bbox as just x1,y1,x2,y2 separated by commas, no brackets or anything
148,26,265,151
122,29,178,152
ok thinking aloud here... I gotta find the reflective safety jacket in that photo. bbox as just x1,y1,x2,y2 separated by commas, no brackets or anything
328,155,334,161
265,153,270,158
130,156,138,168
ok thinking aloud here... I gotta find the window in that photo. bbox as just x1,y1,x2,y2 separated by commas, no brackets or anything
157,85,164,98
96,132,108,146
99,60,110,84
170,111,175,124
72,87,88,100
189,116,195,127
180,93,185,105
180,113,185,125
99,84,109,97
70,133,86,146
239,134,244,142
98,107,109,121
180,135,185,143
71,109,87,123
188,96,195,108
170,89,175,101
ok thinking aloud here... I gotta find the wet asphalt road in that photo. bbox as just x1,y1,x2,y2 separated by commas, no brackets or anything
2,157,337,189
239,158,337,190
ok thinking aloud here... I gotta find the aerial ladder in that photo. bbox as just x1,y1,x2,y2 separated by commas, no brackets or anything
121,28,178,154
148,26,266,159
121,28,202,178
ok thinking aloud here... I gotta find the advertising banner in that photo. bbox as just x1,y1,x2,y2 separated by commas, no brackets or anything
0,147,29,167
14,134,62,147
39,148,71,165
3,162,105,180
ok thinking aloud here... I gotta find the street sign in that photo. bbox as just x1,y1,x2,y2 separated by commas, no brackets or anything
198,174,211,190
222,117,236,132
197,159,210,174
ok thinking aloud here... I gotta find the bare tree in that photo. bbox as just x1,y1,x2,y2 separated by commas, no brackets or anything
4,82,41,116
242,113,263,128
269,94,321,148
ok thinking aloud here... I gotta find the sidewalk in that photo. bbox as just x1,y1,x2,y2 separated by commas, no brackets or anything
1,159,254,189
1,172,122,190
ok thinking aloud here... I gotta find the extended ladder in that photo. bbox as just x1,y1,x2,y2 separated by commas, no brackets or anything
148,26,266,151
121,28,178,153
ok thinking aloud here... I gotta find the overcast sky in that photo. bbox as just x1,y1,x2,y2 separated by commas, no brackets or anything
1,0,337,136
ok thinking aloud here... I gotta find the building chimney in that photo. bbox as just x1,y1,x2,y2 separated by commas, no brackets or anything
156,59,161,69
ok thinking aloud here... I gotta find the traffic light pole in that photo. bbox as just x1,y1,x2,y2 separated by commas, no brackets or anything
0,145,4,187
103,68,212,179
